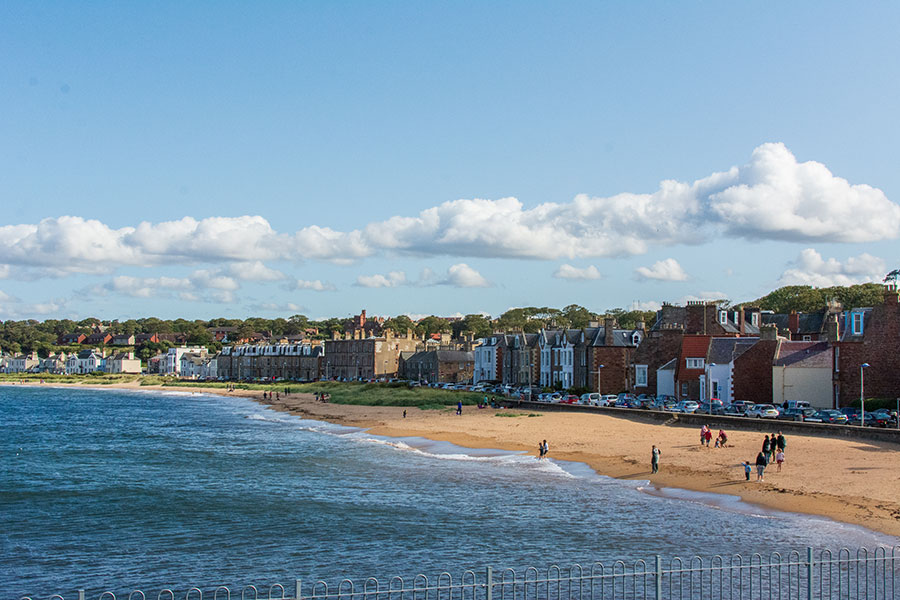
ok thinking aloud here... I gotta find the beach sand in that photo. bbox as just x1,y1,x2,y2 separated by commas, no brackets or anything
9,380,900,538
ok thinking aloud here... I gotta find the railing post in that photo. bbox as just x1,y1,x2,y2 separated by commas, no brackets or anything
655,556,662,600
295,580,301,600
79,590,85,600
486,566,493,600
806,547,814,600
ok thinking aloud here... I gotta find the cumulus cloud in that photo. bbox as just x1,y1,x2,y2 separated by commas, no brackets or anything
778,249,886,287
553,264,602,280
0,290,66,319
0,144,895,280
0,264,9,279
440,263,491,288
225,261,285,281
248,302,307,313
355,271,408,288
288,279,337,292
97,270,240,301
635,258,689,281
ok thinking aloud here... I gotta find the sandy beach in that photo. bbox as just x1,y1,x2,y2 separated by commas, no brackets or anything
9,380,900,538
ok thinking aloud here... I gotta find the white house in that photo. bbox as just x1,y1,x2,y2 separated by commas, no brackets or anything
704,338,759,404
161,346,207,375
6,352,40,373
105,351,142,374
474,337,500,383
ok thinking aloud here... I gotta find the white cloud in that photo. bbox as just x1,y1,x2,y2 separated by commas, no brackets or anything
553,264,602,280
355,271,407,288
98,270,239,300
249,302,308,313
679,291,730,304
635,258,689,281
0,264,9,279
778,249,886,287
0,144,895,280
632,300,662,311
289,279,337,292
226,261,285,281
0,290,66,319
441,263,491,288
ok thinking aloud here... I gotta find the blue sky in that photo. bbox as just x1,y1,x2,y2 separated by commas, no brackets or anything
1,2,899,321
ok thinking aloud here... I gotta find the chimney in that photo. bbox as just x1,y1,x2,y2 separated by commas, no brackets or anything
359,309,366,326
826,315,840,342
332,330,340,340
760,324,778,341
884,283,900,304
604,318,616,345
635,321,645,332
788,311,800,334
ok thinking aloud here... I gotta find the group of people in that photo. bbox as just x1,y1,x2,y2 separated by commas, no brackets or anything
538,439,550,460
700,424,728,448
747,432,786,481
314,392,331,402
261,390,280,401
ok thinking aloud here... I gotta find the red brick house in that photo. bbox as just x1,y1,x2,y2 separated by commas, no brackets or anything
58,333,86,345
674,335,712,400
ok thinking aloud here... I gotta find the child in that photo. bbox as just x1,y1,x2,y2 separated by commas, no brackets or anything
775,450,785,472
742,461,752,481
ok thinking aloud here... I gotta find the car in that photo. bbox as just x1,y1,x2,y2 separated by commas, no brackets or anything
805,410,848,424
579,392,601,405
778,407,816,421
697,402,725,415
731,400,755,413
598,394,618,406
870,408,899,426
848,412,890,427
561,394,580,404
722,405,745,416
840,407,859,420
746,404,780,419
672,400,700,413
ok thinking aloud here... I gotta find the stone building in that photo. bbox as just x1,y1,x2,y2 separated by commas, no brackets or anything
323,330,418,380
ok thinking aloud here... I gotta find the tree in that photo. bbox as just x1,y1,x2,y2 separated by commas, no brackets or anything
383,315,417,335
417,316,451,336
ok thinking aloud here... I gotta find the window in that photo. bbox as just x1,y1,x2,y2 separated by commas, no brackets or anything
719,311,727,324
802,335,811,341
635,365,648,387
852,312,864,335
712,380,720,398
751,312,759,327
834,347,840,372
632,332,642,346
686,358,705,369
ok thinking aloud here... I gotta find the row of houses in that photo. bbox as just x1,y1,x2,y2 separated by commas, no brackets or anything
0,349,142,375
472,284,900,409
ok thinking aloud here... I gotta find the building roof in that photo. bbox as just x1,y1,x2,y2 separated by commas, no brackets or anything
774,341,833,368
708,337,759,365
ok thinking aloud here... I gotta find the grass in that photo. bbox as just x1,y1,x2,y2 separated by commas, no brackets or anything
0,373,138,385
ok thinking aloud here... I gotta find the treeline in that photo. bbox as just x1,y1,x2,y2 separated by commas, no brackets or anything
0,283,887,356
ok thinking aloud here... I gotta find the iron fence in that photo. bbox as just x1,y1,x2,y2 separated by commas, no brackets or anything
20,546,900,600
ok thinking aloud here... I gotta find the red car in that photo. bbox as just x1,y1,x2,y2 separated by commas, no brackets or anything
561,395,580,404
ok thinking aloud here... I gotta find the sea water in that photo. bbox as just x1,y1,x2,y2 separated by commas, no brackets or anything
1,387,895,597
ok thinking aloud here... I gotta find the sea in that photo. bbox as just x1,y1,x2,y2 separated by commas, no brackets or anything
1,386,896,597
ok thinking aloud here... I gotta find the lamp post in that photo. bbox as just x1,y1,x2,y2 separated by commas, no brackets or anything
590,365,605,394
707,363,717,414
860,363,870,426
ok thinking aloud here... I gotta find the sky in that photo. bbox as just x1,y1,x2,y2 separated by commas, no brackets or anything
1,2,899,322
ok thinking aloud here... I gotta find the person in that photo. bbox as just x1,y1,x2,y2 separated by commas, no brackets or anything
538,440,545,460
651,445,661,473
742,461,752,481
542,440,549,458
456,400,462,415
402,409,407,418
700,424,708,446
775,449,785,472
718,430,728,447
776,432,786,455
704,427,712,447
762,435,771,460
755,451,768,481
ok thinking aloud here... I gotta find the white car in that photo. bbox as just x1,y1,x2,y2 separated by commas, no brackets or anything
673,400,700,413
746,404,780,418
600,394,618,406
580,392,601,406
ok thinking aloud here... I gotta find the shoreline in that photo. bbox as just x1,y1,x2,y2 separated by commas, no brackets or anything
7,380,900,539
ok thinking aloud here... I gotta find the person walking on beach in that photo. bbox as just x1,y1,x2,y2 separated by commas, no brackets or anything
742,461,752,481
700,424,708,446
762,435,771,461
538,440,545,460
542,440,549,458
775,449,785,472
755,451,768,481
775,432,786,456
651,445,661,473
456,400,462,415
704,426,712,447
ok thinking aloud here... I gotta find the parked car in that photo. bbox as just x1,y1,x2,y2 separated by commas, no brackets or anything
840,407,859,420
778,407,817,421
870,408,899,426
561,394,580,404
731,400,755,413
722,405,745,416
697,402,725,415
805,410,849,424
580,392,601,406
746,404,780,419
600,394,618,406
672,400,700,413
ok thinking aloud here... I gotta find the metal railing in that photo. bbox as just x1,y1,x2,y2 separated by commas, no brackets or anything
20,546,900,600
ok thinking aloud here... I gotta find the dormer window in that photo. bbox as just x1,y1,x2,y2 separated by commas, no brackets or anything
686,358,705,369
852,312,864,335
718,311,727,325
751,312,759,327
631,332,642,346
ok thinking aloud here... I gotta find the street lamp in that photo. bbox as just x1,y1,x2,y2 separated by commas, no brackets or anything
860,363,870,426
707,363,717,415
590,364,605,393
